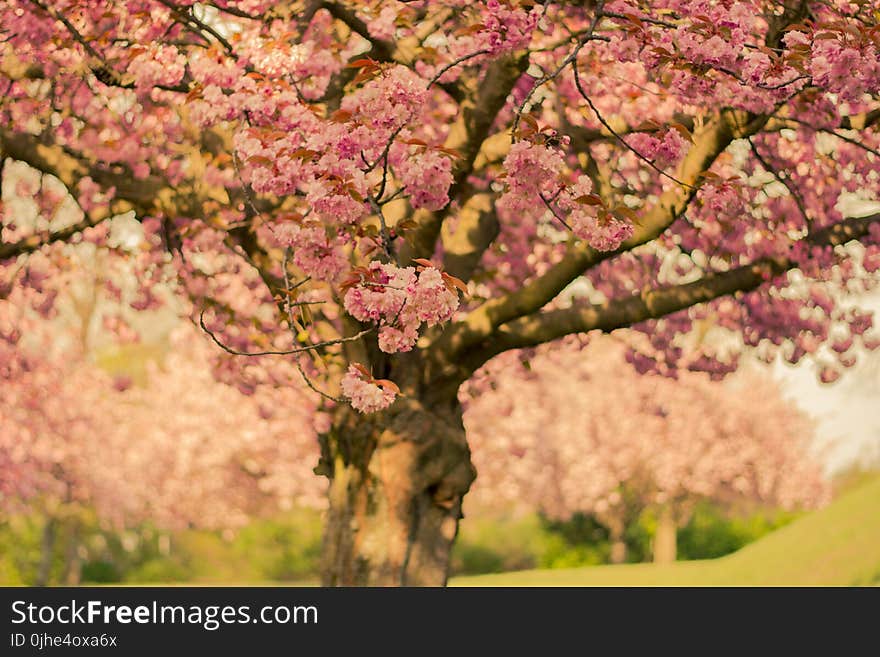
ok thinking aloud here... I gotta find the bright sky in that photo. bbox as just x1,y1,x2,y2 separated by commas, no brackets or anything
774,289,880,476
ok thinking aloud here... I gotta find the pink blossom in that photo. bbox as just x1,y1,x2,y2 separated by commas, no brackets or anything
128,44,186,91
394,148,454,211
378,324,419,353
275,223,349,282
406,267,460,326
305,178,368,225
367,6,399,41
626,128,690,169
481,0,540,54
343,263,460,353
341,65,428,137
572,213,634,251
341,364,397,413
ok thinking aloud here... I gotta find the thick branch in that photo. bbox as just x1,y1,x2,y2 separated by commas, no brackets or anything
0,216,98,261
463,212,880,368
440,192,499,280
321,1,393,60
0,129,164,214
439,111,752,357
319,2,462,105
398,53,528,263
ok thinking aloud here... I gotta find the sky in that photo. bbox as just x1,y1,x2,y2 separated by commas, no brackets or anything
775,290,880,476
778,198,880,475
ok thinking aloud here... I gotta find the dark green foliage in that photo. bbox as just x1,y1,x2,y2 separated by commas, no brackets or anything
79,560,121,583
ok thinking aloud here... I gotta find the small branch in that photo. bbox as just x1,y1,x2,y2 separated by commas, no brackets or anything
426,49,491,88
782,116,880,159
0,217,99,261
368,195,396,262
601,10,679,29
156,0,236,56
281,248,345,403
512,0,607,139
572,61,694,190
198,309,373,357
538,192,573,231
748,138,811,229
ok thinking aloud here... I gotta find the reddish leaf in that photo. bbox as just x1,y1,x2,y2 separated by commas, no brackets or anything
373,379,401,394
575,194,604,206
669,121,694,143
454,23,487,36
346,58,379,69
352,363,372,378
442,272,469,295
246,155,274,167
330,109,353,123
437,146,463,159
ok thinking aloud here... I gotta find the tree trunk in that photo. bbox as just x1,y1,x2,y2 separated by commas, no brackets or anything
609,523,627,565
319,395,475,586
653,505,677,564
63,519,82,585
36,516,57,587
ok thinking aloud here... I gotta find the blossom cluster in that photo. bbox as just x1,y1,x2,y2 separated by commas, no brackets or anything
800,30,880,104
343,262,461,354
391,145,454,211
557,176,630,251
127,44,187,91
341,364,398,414
274,222,350,283
625,128,691,170
499,144,635,251
498,141,565,215
480,0,541,55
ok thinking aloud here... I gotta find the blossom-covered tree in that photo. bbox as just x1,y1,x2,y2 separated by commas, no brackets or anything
0,325,323,584
1,1,879,584
463,337,830,564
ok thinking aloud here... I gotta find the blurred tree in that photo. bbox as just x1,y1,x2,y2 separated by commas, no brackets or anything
0,322,323,584
464,337,829,563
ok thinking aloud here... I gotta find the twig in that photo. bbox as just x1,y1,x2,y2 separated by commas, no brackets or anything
748,137,811,229
538,192,573,231
511,0,607,139
156,0,236,56
199,309,372,357
282,248,345,403
572,61,695,190
426,49,491,88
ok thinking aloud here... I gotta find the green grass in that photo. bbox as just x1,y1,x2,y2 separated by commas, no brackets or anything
452,476,880,586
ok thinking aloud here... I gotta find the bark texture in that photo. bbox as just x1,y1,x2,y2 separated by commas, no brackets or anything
320,395,475,586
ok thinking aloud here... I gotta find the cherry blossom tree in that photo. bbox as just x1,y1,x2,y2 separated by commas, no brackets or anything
0,324,323,585
463,337,830,564
1,1,879,584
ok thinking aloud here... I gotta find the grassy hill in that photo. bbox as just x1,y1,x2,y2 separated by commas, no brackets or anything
452,476,880,586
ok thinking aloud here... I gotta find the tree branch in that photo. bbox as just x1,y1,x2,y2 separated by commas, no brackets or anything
0,216,98,261
439,111,751,357
440,192,499,281
463,212,880,369
398,53,529,263
0,129,164,214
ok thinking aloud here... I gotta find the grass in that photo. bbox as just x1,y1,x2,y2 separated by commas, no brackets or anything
451,476,880,587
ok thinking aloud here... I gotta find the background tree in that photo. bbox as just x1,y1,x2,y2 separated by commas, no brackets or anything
463,337,829,564
1,1,878,584
0,324,323,585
